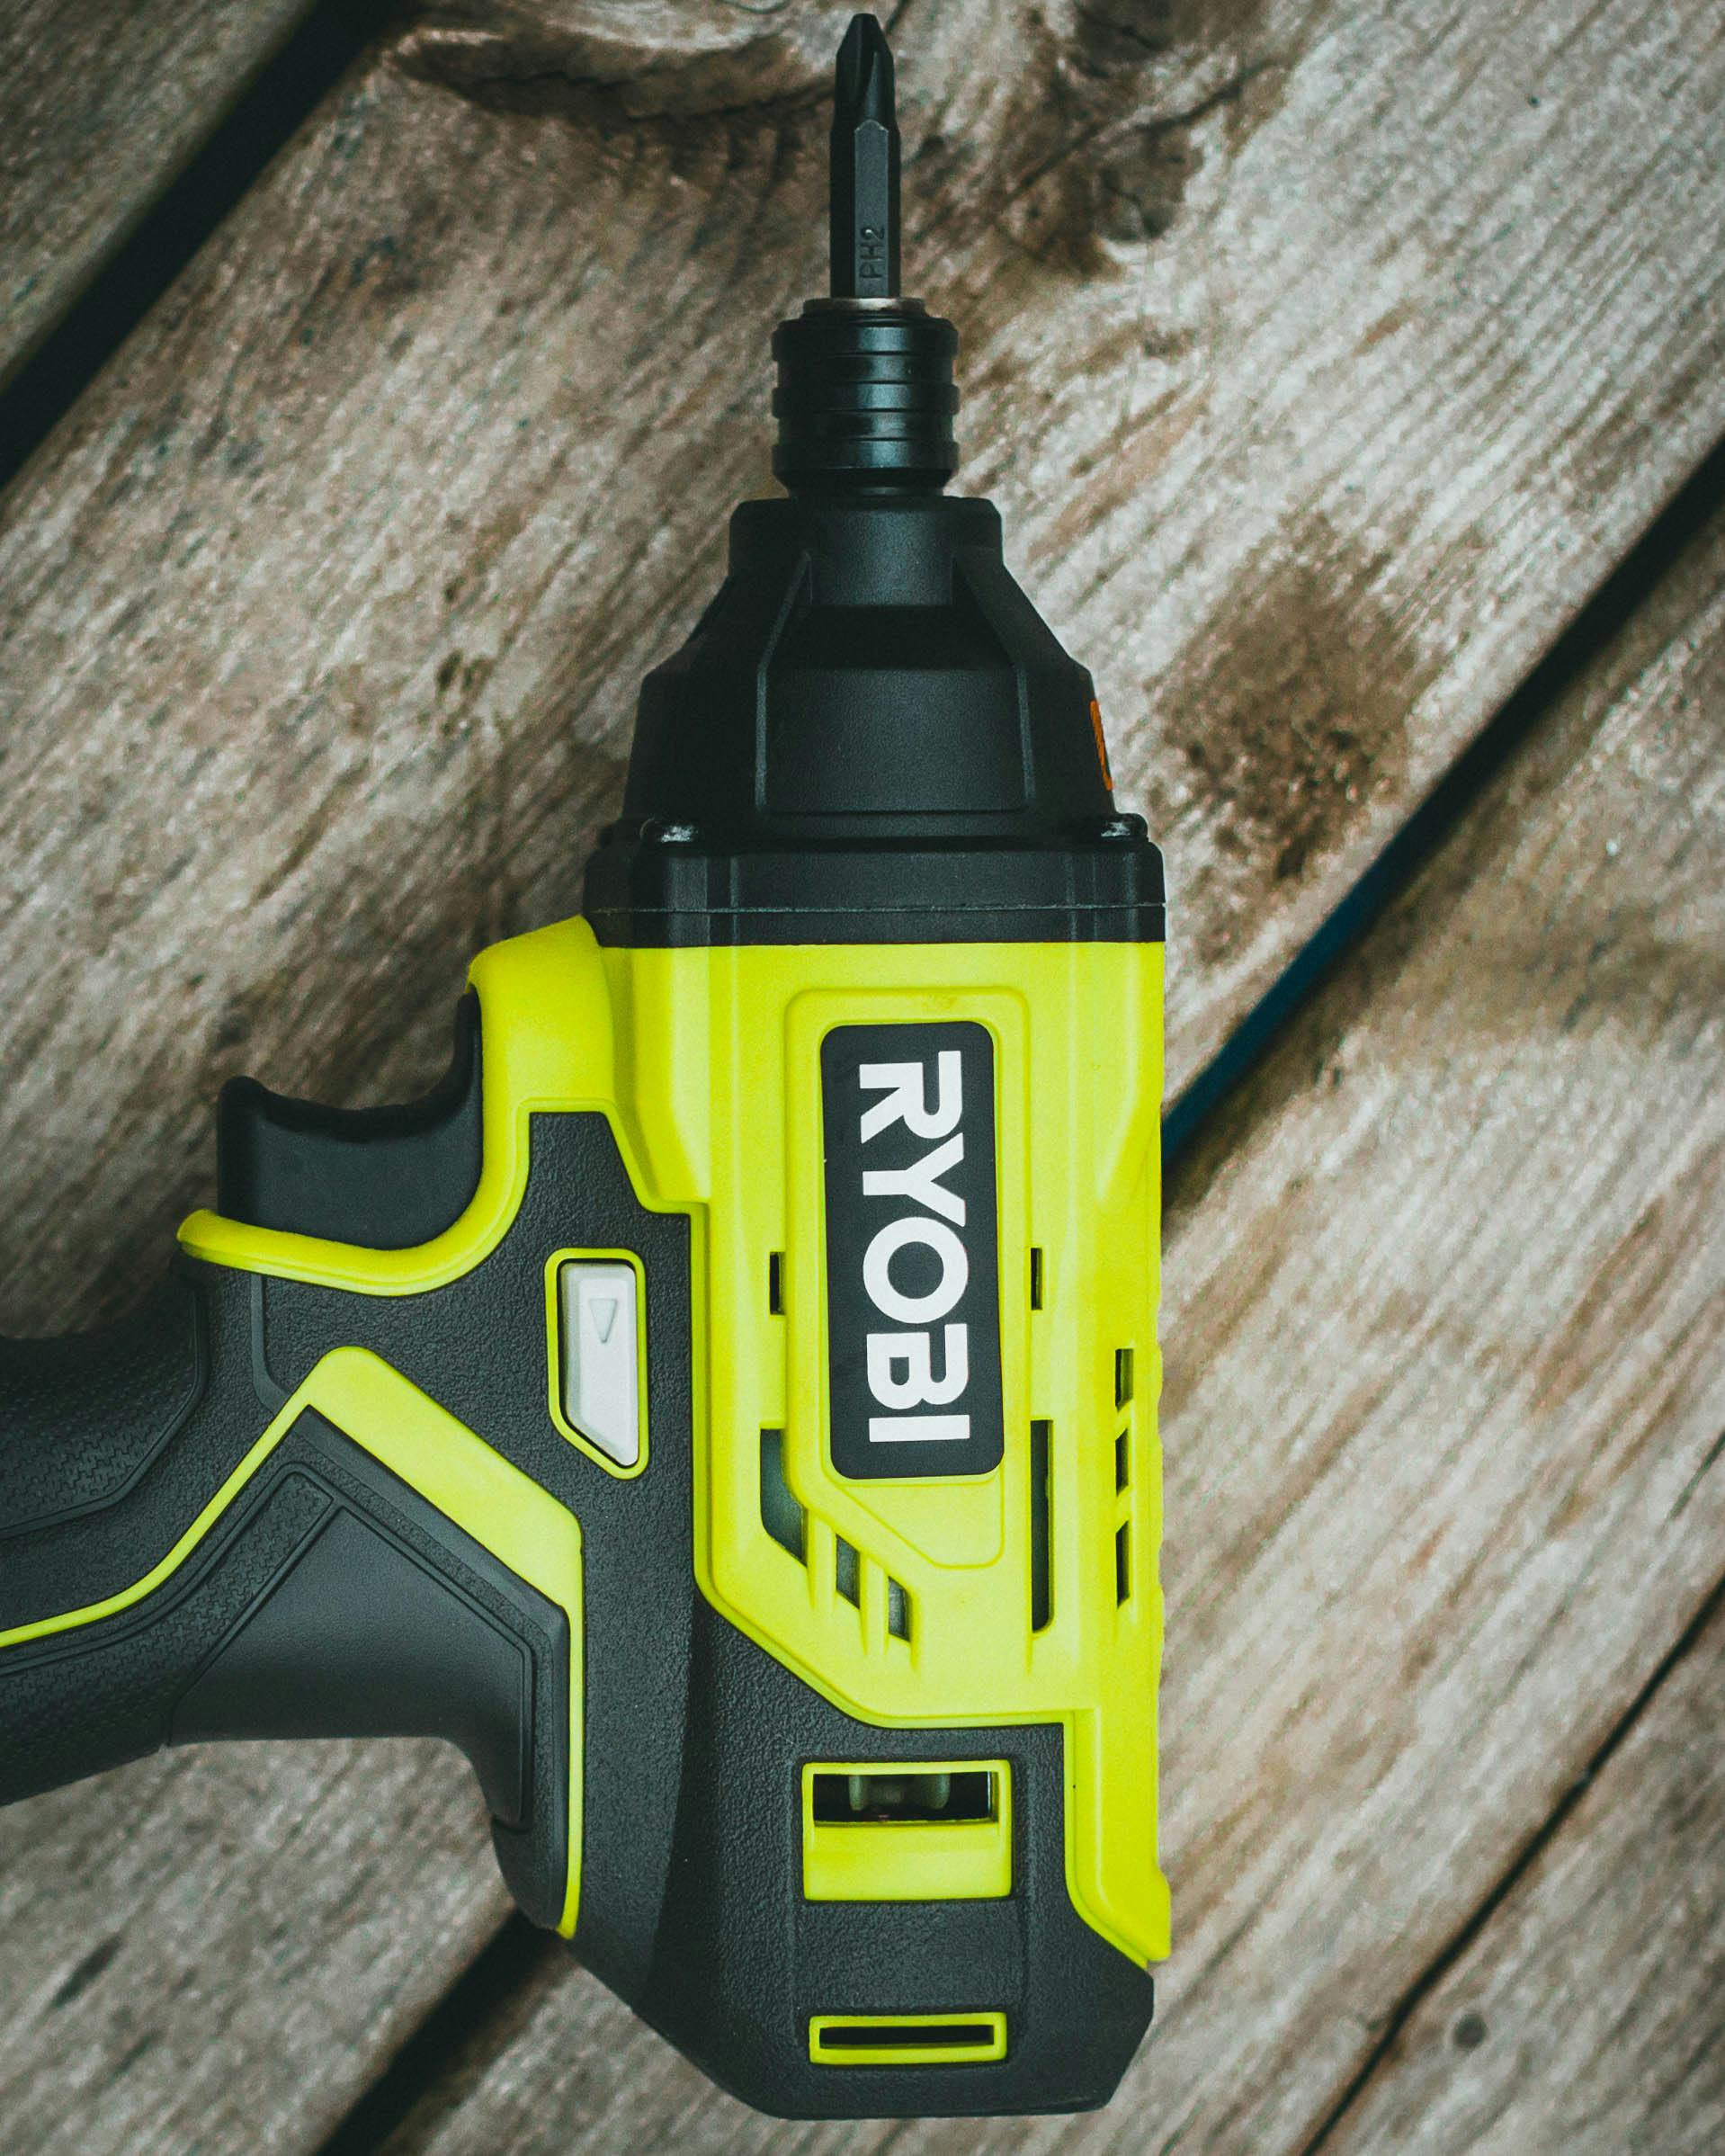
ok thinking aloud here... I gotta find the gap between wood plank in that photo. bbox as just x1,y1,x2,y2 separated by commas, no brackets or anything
299,414,1725,2156
1163,425,1725,1162
0,0,407,494
1294,1553,1725,2156
314,1918,555,2156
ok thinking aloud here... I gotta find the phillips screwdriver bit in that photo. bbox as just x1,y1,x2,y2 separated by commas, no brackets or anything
830,13,901,300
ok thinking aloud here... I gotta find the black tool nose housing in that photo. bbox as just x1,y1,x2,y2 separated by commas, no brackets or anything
581,6,1163,951
582,489,1163,948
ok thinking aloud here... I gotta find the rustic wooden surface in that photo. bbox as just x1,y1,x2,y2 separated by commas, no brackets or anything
1318,1592,1725,2156
4,0,1724,1338
0,0,320,390
354,429,1725,2156
0,0,1722,2149
0,1744,499,2156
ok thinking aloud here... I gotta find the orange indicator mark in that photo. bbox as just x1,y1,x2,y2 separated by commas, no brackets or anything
1089,698,1114,791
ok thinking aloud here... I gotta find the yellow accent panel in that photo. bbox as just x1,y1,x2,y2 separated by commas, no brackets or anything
611,941,1168,1968
542,1247,650,1479
0,1348,585,1938
801,1762,1012,1902
809,2013,1008,2068
177,918,621,1292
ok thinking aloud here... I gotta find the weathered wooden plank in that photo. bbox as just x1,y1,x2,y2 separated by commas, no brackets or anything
3,0,1723,1338
0,1744,504,2156
0,0,320,391
1,0,1723,2149
351,461,1725,2152
1318,1595,1725,2156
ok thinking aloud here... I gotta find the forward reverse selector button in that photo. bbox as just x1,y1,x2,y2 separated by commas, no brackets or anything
557,1261,641,1469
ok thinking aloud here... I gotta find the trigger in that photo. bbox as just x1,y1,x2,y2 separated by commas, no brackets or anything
216,994,483,1248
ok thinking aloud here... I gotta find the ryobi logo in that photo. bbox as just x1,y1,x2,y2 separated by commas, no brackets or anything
820,1022,1005,1481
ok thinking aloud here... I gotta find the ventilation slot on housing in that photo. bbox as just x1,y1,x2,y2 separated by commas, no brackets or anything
761,1461,913,1642
1113,1345,1136,1604
809,1767,998,1824
831,1535,913,1640
802,1763,1011,1901
1029,1245,1044,1310
768,1250,784,1315
809,2012,1007,2066
760,1428,806,1561
1030,1419,1052,1632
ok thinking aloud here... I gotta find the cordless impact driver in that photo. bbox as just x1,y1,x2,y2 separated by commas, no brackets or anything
0,15,1168,2119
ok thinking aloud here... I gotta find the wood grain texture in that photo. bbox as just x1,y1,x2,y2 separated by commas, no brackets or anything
0,1744,505,2155
359,458,1725,2153
0,0,1722,2150
0,0,319,391
1318,1594,1725,2156
3,0,1724,1343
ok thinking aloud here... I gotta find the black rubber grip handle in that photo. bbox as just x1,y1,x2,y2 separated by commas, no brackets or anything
0,1266,571,1928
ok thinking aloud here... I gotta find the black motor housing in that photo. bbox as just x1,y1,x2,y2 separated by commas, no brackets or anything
585,489,1164,949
